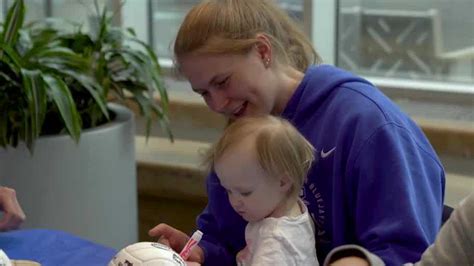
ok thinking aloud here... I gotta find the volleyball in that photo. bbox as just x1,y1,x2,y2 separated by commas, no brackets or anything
108,242,185,266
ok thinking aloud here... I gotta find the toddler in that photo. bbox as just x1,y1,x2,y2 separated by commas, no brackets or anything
204,115,319,266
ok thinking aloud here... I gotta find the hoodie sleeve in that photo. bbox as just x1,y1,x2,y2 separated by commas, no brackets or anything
347,123,445,266
324,194,474,266
196,172,247,266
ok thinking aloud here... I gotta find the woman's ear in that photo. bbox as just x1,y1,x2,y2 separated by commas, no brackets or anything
279,174,293,193
255,33,272,67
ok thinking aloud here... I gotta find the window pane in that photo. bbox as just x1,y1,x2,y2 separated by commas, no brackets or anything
337,0,474,84
152,0,305,60
51,0,109,32
152,0,199,59
1,0,45,23
277,0,304,24
23,0,46,23
122,0,148,44
0,1,4,22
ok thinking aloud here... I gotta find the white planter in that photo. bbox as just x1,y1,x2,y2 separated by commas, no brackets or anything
0,103,137,249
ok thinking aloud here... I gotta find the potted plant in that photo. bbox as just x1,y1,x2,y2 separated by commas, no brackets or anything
0,0,171,248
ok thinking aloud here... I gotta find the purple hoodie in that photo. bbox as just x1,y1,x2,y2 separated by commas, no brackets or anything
197,65,445,266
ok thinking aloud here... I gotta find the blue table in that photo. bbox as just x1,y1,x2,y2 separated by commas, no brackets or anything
0,229,116,266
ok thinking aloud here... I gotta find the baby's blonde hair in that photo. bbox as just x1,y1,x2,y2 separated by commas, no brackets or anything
174,0,321,72
205,116,315,199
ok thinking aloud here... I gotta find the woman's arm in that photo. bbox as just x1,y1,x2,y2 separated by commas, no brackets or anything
347,124,444,265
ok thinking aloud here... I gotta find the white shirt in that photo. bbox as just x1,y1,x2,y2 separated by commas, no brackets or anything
237,200,319,266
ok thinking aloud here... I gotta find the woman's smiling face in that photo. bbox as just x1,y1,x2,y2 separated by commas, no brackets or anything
178,49,283,120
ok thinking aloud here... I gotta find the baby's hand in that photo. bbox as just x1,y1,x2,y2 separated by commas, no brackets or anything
236,245,250,265
186,261,201,266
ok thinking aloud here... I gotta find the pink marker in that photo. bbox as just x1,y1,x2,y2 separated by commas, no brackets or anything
179,230,203,260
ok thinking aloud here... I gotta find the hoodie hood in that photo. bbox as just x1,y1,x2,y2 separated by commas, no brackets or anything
282,64,372,122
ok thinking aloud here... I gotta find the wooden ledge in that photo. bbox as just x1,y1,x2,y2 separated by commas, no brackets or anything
136,136,210,168
415,118,474,157
136,136,208,200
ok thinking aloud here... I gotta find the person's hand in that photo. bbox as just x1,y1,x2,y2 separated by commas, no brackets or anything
148,223,204,264
330,256,370,266
236,245,250,264
0,186,26,231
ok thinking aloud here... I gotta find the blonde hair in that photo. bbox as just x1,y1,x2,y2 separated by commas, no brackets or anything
174,0,321,72
205,116,315,199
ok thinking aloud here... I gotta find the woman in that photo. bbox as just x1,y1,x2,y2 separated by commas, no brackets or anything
149,0,445,265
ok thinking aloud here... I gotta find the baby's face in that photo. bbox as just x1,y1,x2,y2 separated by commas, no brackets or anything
214,137,288,222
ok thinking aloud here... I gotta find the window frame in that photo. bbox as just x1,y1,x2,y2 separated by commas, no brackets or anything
151,0,472,103
5,0,472,103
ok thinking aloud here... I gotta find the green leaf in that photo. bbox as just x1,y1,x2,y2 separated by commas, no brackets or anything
23,38,62,61
0,112,8,148
151,71,169,113
109,81,125,100
119,49,155,89
126,27,136,37
110,47,172,140
128,87,152,137
21,107,35,152
36,46,78,58
21,69,47,142
0,42,23,69
127,86,172,141
1,0,25,48
60,70,109,120
127,36,162,74
94,6,112,44
127,37,169,113
27,17,80,34
42,74,82,142
0,70,21,87
151,103,173,142
16,29,33,56
35,46,90,71
0,1,172,146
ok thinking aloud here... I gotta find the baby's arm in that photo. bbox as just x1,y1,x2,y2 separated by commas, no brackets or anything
236,245,250,266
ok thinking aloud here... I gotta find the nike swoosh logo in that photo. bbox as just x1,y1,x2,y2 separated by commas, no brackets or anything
320,147,336,158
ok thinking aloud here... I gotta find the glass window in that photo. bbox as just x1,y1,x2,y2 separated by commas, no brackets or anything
2,0,46,25
151,0,199,60
1,1,4,21
277,0,304,24
121,0,148,44
8,0,471,91
50,0,110,32
3,0,111,32
22,0,46,23
151,0,305,61
337,0,474,84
